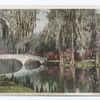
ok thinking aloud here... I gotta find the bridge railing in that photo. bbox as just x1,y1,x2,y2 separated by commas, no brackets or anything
0,54,47,62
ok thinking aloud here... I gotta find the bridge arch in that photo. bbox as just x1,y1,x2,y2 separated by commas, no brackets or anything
0,59,23,73
0,54,46,66
24,59,41,70
0,58,24,66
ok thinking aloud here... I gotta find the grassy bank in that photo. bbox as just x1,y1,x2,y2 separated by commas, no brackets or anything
46,60,100,68
0,76,33,93
75,61,95,68
64,60,100,68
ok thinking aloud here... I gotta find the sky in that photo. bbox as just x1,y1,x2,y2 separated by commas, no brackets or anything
96,9,100,14
34,10,49,34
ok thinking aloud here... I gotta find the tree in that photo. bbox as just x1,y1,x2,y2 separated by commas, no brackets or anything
0,9,37,54
45,9,98,80
46,10,69,82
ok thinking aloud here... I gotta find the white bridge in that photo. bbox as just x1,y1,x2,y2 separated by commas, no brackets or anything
0,54,47,65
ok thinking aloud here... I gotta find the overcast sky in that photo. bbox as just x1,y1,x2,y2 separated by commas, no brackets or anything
34,10,49,34
96,9,100,14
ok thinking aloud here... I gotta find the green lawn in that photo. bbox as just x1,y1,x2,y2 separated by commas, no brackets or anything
0,76,33,93
0,85,33,93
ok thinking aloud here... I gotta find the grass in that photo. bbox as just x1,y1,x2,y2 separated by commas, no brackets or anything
64,60,100,68
96,61,100,67
75,61,95,68
0,85,33,93
0,76,33,93
64,61,71,68
46,60,99,68
46,59,100,68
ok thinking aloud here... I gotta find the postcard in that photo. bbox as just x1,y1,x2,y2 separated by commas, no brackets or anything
0,6,99,95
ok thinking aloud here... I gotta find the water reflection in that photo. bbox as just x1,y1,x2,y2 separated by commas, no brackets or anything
0,59,100,93
0,59,22,73
0,59,44,78
24,60,41,70
15,67,100,93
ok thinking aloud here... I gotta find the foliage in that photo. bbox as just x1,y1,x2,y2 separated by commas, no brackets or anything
0,9,37,53
35,34,56,53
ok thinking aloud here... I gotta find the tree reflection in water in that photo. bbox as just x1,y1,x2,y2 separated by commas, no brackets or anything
1,61,100,93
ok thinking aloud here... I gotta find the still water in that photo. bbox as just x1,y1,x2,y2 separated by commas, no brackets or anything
16,67,100,93
0,59,100,93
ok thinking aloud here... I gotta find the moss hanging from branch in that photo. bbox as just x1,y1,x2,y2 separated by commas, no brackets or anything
0,18,9,43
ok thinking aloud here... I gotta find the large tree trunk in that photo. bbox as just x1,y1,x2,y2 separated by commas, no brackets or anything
96,51,99,64
97,68,99,80
70,34,75,91
59,49,64,83
71,54,75,79
82,68,85,86
81,51,84,61
71,23,75,79
70,21,75,91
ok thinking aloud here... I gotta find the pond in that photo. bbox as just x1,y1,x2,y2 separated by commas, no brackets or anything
17,67,100,93
0,59,100,93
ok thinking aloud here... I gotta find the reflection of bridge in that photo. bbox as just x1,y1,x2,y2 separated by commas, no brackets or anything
0,54,47,65
5,65,45,78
